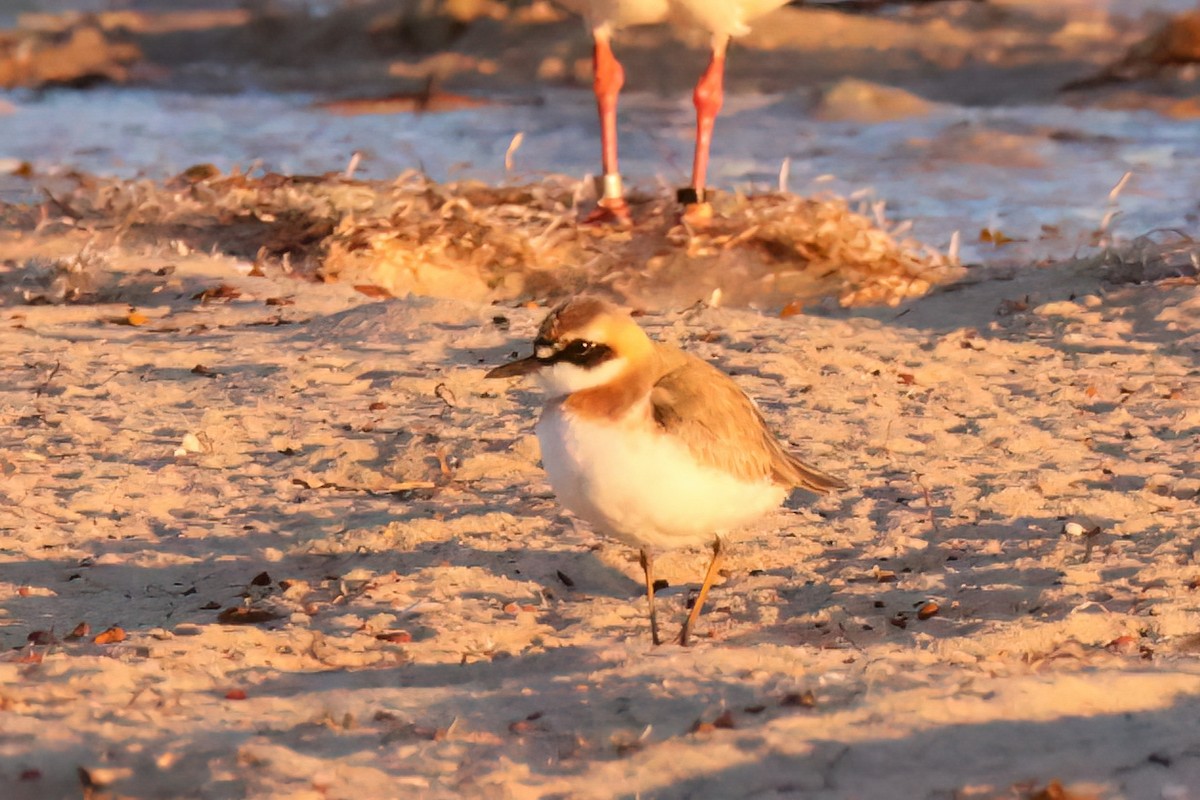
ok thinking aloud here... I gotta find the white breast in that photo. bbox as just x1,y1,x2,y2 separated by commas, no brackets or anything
669,0,790,37
560,0,788,37
536,400,788,550
556,0,670,29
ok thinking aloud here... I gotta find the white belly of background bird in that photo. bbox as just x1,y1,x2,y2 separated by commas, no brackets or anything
556,0,791,223
561,0,785,34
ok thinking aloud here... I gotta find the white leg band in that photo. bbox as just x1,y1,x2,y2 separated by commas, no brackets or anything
597,173,623,200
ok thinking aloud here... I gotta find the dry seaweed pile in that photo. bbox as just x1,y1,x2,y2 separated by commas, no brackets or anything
1093,230,1199,286
0,14,142,89
10,168,958,310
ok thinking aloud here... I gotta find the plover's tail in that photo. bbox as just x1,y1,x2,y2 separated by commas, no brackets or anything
775,452,848,495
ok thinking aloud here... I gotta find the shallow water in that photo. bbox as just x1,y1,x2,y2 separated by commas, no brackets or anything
3,83,1197,264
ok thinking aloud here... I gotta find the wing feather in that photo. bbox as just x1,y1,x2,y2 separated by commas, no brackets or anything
649,350,846,494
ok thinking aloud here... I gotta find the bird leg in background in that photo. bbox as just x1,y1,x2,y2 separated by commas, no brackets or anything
678,35,728,223
586,30,632,225
639,547,662,646
680,536,724,646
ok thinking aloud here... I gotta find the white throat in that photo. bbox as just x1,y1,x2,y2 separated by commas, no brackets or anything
536,356,629,398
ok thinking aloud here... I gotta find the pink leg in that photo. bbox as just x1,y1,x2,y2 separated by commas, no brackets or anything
683,36,728,208
586,31,631,225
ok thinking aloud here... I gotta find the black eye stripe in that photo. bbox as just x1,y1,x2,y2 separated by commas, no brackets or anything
538,339,615,368
561,340,595,360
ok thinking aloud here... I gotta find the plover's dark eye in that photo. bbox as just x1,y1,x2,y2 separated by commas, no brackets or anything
556,339,614,368
562,340,594,359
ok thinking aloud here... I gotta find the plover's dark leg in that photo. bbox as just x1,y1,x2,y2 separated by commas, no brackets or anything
680,536,723,646
639,547,661,646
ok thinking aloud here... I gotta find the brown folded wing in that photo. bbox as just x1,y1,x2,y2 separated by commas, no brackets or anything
649,350,847,494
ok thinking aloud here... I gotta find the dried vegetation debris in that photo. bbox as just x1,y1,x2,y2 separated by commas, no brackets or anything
1063,9,1200,92
1,248,106,305
0,1,544,95
1091,231,1199,286
13,169,958,309
0,14,142,89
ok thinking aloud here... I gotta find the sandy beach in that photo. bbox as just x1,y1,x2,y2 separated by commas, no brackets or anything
2,1,1200,798
1,240,1197,798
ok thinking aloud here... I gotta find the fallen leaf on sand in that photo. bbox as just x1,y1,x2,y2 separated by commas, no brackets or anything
93,626,125,644
353,284,392,298
1028,779,1098,800
979,228,1013,245
872,565,897,583
175,432,205,456
216,607,284,625
10,647,44,664
77,765,133,789
193,284,241,303
1105,635,1139,655
508,711,545,734
997,296,1030,315
111,310,149,326
691,709,736,734
781,690,817,708
779,300,804,318
27,630,54,645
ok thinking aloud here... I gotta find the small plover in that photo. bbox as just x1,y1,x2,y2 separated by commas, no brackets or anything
558,0,791,223
487,298,845,645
